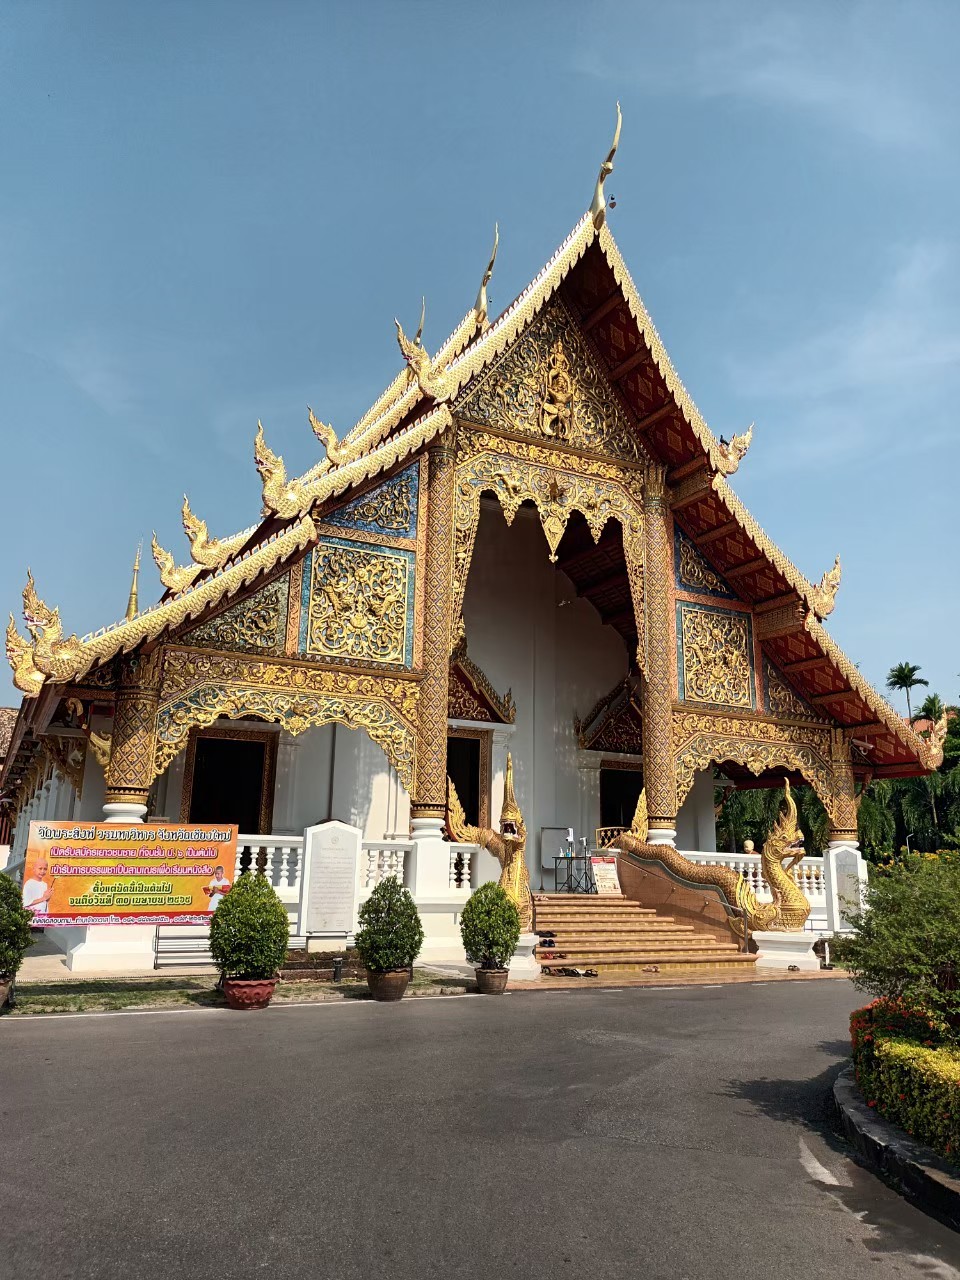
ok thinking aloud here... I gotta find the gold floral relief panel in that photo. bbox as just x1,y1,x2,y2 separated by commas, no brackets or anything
455,299,646,464
184,575,288,656
677,602,754,710
301,537,414,668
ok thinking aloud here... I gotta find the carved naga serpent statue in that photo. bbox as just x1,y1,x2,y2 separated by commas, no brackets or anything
447,752,533,932
616,781,810,934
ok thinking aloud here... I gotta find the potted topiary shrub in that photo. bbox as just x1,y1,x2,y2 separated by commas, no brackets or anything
460,881,521,994
0,876,35,1009
355,876,424,1001
210,872,290,1010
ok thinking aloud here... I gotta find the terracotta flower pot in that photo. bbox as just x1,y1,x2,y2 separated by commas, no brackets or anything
223,976,278,1010
475,968,509,995
366,969,410,1002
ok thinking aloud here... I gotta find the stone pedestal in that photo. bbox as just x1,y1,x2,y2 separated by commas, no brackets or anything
62,925,157,974
752,930,820,971
507,932,541,981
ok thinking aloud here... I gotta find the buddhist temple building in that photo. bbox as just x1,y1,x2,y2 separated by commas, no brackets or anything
0,111,940,968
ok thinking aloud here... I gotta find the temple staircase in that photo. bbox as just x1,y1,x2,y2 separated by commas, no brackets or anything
532,894,756,976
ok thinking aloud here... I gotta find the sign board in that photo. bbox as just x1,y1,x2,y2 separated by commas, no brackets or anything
22,821,238,926
590,855,622,896
302,825,360,935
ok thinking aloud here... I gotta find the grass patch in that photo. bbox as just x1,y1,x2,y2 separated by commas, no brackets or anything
5,969,473,1015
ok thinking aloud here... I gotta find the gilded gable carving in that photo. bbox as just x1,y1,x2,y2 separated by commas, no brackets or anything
675,527,734,598
301,538,413,667
323,463,418,539
764,658,824,723
456,300,645,463
678,603,754,710
185,576,288,656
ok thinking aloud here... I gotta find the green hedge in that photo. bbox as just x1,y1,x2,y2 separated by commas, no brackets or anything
850,998,960,1163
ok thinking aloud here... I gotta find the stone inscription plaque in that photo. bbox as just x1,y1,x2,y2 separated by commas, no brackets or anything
304,829,359,935
834,847,861,929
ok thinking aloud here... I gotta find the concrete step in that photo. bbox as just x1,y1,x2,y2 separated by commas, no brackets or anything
539,954,757,975
537,940,741,957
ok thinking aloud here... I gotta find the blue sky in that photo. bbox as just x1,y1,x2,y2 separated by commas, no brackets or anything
2,1,958,710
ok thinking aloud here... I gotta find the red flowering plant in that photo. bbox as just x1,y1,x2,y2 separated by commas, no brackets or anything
850,998,960,1164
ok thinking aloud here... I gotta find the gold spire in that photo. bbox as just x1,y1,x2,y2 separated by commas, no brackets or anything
590,102,622,230
125,542,142,621
474,223,499,328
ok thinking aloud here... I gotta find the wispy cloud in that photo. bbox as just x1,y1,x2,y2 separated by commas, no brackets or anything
729,240,960,472
575,3,937,151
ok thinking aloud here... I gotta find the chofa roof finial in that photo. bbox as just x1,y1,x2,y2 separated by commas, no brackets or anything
474,223,499,328
590,102,622,230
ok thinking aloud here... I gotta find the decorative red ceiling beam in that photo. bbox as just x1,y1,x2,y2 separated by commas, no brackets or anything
580,291,623,331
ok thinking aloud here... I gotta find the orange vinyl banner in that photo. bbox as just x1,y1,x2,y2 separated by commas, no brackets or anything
22,821,239,926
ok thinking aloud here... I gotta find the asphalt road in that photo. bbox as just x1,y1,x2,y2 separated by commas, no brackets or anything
2,980,958,1280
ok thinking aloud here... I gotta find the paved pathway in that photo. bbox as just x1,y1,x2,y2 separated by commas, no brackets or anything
2,980,958,1279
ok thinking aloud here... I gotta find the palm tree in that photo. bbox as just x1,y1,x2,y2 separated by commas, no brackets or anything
886,662,928,720
914,692,945,725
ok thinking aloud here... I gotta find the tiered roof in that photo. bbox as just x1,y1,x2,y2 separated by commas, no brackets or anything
3,110,939,788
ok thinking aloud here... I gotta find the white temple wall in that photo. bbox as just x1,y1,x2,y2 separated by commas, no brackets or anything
675,767,717,852
464,503,629,885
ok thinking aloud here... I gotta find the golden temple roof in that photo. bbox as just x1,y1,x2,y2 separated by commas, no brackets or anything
3,116,935,780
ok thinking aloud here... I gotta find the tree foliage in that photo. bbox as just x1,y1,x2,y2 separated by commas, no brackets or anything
0,875,35,980
832,856,960,1024
716,665,960,860
460,882,521,970
885,661,928,720
209,872,290,980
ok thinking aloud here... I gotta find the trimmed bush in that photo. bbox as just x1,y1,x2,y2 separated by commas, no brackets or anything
0,876,35,981
209,872,290,980
460,882,520,970
850,999,960,1163
355,876,423,973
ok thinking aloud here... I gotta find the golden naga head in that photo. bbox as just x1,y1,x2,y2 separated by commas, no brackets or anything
308,407,341,463
499,752,526,847
715,423,753,476
22,569,60,636
927,710,950,768
766,779,804,862
812,555,842,618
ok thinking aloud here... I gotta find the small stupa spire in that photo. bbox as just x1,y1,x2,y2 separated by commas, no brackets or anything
125,541,142,621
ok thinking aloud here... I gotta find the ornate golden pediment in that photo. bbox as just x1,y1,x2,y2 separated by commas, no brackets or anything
456,299,646,464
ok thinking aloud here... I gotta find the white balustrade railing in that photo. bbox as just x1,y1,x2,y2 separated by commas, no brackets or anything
448,842,475,890
236,834,304,901
360,840,412,891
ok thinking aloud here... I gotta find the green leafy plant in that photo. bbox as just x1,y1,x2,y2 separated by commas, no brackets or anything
209,872,289,980
0,876,35,981
460,882,521,970
354,876,423,973
831,856,960,1025
850,999,960,1163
